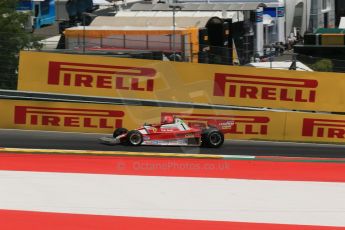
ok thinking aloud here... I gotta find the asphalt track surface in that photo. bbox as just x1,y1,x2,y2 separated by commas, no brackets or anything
2,129,345,158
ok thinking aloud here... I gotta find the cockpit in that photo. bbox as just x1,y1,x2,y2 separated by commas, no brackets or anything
160,116,190,131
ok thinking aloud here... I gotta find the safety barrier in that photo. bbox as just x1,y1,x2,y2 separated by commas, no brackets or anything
18,51,345,113
2,97,345,143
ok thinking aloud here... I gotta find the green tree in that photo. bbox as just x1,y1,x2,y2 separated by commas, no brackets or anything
0,0,41,89
311,59,333,72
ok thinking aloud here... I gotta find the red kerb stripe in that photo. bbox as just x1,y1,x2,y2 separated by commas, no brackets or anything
0,209,344,230
0,153,344,182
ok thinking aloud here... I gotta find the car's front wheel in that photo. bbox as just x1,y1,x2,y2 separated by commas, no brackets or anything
201,129,224,148
125,130,143,146
113,128,128,138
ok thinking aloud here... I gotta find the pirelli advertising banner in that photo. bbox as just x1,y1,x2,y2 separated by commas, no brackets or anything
18,51,345,112
0,99,285,141
285,113,345,143
2,98,345,143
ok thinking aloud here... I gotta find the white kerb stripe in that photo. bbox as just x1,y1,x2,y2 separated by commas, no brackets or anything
0,171,344,226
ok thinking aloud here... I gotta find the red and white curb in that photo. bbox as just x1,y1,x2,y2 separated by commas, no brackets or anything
0,149,344,230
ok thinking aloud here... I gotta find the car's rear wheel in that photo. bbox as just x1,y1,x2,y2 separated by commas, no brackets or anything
202,129,224,148
126,130,143,146
113,128,128,138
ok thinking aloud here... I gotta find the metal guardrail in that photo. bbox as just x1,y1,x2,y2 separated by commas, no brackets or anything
0,89,275,112
1,89,331,115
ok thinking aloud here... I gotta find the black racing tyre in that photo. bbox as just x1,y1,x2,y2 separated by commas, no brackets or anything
125,130,143,146
201,129,224,148
113,128,128,138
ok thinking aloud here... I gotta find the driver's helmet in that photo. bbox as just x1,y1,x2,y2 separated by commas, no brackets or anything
162,115,174,124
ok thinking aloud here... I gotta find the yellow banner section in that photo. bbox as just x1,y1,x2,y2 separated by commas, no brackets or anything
18,51,345,113
0,99,285,141
285,112,345,143
2,99,345,143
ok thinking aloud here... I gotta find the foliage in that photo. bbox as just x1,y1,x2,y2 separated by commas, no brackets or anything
310,59,333,72
0,0,42,89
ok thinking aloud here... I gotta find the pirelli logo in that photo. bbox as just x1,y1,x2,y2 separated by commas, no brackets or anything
302,118,345,139
162,112,270,135
14,106,124,129
48,62,157,91
213,73,318,103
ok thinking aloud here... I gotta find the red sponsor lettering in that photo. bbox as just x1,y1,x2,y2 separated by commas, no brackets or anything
14,106,124,129
302,118,345,138
213,73,318,103
96,76,112,89
48,62,156,91
161,112,270,135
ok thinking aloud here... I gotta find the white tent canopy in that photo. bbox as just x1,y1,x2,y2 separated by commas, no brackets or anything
91,11,244,28
246,61,313,71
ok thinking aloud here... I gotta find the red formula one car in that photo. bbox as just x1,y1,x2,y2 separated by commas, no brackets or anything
99,115,226,148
